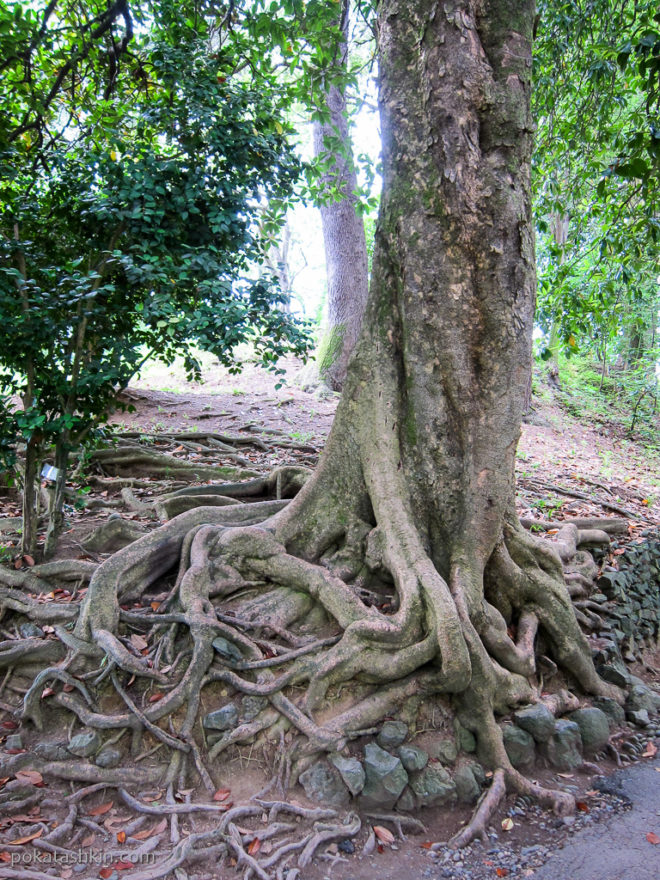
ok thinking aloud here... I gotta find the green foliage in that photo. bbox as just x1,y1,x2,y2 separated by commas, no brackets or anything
533,0,659,373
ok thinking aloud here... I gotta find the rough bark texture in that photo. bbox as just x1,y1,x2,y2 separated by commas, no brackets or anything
312,0,369,390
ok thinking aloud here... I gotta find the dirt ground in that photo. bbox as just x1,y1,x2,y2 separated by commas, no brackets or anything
0,355,658,880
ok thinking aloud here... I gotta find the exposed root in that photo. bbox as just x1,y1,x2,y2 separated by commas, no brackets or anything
446,768,506,848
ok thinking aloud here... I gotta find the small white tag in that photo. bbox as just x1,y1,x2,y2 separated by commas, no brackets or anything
41,464,60,481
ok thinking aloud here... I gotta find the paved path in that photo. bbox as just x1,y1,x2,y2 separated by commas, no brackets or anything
533,760,660,880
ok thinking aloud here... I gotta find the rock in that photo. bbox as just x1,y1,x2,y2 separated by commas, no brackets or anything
68,730,101,758
398,745,429,772
360,742,409,809
377,720,409,750
453,764,481,804
502,725,535,769
241,696,268,722
466,761,487,786
513,704,555,743
429,737,458,764
203,704,239,731
409,765,456,808
396,786,416,812
299,760,349,807
592,696,626,727
627,708,650,727
330,753,365,795
626,683,660,716
18,622,43,639
454,721,477,753
4,734,22,750
338,839,355,854
95,747,122,769
212,637,243,663
568,708,610,752
34,741,71,761
596,663,629,688
539,720,583,771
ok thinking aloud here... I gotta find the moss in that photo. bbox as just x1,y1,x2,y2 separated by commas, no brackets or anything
317,324,346,377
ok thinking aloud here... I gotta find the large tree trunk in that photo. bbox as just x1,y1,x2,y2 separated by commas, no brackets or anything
63,0,622,850
312,0,369,390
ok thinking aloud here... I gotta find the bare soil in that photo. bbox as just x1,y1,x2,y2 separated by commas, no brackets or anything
0,356,658,880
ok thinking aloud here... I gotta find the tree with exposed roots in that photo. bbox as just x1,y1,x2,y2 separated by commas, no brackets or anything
3,0,630,859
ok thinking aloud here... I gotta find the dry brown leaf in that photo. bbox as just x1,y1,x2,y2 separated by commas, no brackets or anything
576,802,589,813
41,687,55,699
99,868,114,879
150,601,161,611
420,842,434,850
647,832,660,845
373,825,395,845
247,838,261,855
213,788,231,802
153,818,167,834
116,831,126,844
148,692,163,703
556,772,574,778
88,801,113,817
23,555,35,567
131,827,154,841
642,741,657,758
130,634,148,652
0,853,11,863
15,769,43,786
81,834,95,847
501,818,514,831
11,829,43,845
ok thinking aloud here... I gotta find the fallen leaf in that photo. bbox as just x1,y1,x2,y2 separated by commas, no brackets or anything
420,842,434,849
576,802,589,813
247,838,261,855
11,829,43,845
23,555,35,567
99,869,114,879
374,825,395,845
81,834,95,846
130,633,149,652
117,831,126,844
213,788,231,801
88,801,113,816
148,692,163,703
111,861,134,871
642,742,657,758
15,769,43,786
501,817,514,831
1,721,18,730
0,852,10,863
41,687,55,699
556,772,574,778
647,832,660,845
496,869,509,878
153,818,167,834
131,827,154,841
150,601,161,611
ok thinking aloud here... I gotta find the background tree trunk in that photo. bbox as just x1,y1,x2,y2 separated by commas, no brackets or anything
312,0,369,391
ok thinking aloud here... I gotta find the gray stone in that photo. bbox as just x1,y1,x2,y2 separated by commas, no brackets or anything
299,760,349,807
455,721,477,753
453,764,481,805
203,703,239,731
429,737,458,764
569,708,610,752
592,696,626,727
466,761,487,786
627,708,650,727
513,704,556,743
626,684,660,716
377,720,409,750
396,786,416,812
68,730,101,758
34,741,71,761
540,720,583,771
502,725,536,769
241,696,268,722
330,753,365,795
360,742,409,809
409,765,456,808
18,622,43,639
597,664,629,688
212,637,243,663
4,734,22,750
95,747,122,769
398,745,429,772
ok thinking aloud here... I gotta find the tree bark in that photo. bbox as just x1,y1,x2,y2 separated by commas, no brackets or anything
312,0,369,391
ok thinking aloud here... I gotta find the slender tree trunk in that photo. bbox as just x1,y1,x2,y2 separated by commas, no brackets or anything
312,0,369,390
